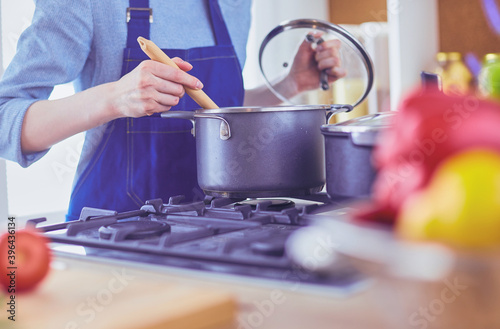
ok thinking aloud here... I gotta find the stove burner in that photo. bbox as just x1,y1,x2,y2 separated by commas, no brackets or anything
235,199,295,211
99,221,171,241
250,241,285,257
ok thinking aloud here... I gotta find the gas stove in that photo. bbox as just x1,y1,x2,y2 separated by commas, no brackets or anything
28,194,366,294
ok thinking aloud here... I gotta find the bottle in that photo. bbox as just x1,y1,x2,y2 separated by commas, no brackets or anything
478,53,500,101
433,52,473,96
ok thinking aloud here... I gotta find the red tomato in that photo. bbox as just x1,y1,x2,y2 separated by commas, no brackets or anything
0,229,52,293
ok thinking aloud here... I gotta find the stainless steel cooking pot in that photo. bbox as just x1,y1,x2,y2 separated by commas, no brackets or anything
321,112,395,199
161,104,352,198
161,19,374,198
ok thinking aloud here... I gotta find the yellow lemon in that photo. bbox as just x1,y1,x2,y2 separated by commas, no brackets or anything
397,149,500,249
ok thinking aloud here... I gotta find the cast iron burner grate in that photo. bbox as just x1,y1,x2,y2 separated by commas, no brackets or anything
27,194,365,293
234,199,295,211
99,221,171,241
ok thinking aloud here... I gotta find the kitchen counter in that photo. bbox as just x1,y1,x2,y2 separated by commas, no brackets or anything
12,252,389,329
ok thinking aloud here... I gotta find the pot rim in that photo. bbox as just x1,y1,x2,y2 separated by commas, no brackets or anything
195,104,333,114
321,112,395,134
321,125,385,134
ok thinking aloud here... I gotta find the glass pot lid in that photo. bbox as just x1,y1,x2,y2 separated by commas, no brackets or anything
259,19,374,108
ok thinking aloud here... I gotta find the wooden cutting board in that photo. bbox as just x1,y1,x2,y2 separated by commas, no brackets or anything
12,260,236,329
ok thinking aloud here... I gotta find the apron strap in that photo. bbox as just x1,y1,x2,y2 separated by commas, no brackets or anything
126,0,232,48
126,0,152,48
208,0,233,46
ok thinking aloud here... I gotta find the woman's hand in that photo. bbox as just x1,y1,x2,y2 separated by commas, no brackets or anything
288,32,346,95
108,58,203,118
21,57,203,154
243,34,347,106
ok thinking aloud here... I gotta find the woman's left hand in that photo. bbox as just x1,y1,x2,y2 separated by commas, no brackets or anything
288,32,346,95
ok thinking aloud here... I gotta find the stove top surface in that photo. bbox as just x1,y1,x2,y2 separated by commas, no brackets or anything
30,194,366,294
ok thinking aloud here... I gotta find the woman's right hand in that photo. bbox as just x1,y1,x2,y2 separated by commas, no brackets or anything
108,58,203,118
21,58,203,154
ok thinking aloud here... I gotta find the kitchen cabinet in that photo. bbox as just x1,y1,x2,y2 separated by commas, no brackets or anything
329,0,500,58
438,0,500,57
329,0,387,24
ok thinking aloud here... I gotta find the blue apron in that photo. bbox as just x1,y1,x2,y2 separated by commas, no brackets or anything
66,0,244,221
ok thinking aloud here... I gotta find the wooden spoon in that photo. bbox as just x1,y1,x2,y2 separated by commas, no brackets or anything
137,36,219,109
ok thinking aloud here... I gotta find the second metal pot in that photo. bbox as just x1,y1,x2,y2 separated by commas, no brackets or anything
162,105,351,198
321,112,395,199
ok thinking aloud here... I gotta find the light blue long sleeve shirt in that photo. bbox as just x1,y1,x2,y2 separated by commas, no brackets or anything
0,0,251,176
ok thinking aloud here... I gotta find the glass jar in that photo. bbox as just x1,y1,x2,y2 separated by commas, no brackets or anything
478,53,500,101
434,52,473,96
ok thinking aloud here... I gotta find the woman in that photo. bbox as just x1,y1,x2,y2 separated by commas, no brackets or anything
0,0,345,220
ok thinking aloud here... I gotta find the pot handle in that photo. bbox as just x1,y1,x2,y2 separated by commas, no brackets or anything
160,111,231,140
160,110,195,121
160,111,196,136
329,104,354,114
326,104,354,120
